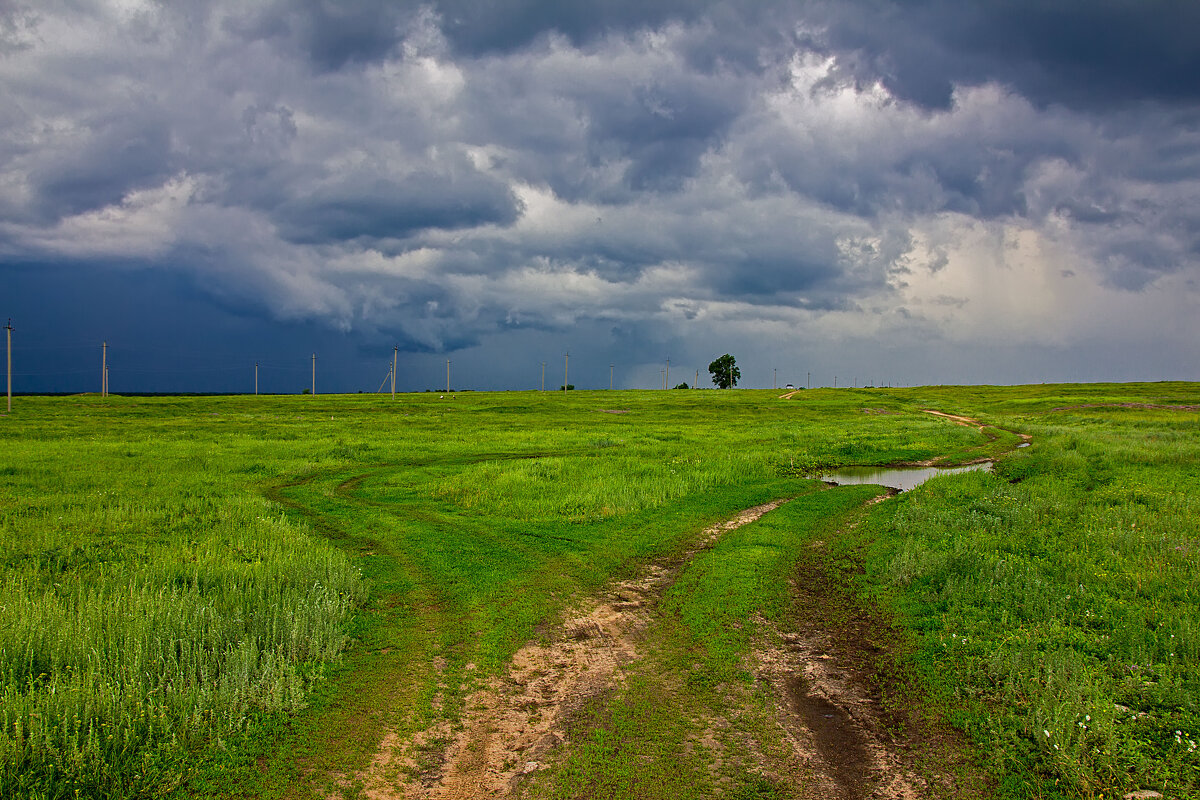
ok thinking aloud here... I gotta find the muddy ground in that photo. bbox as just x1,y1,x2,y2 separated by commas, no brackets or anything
350,490,981,800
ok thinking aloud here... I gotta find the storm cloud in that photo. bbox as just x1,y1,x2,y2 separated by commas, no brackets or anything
1,0,1198,391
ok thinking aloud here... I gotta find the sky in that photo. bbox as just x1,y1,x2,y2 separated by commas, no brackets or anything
2,0,1199,393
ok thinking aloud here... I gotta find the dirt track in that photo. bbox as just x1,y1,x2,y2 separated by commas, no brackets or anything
361,502,788,799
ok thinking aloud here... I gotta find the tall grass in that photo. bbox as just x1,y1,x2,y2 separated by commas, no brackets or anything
0,401,365,798
848,392,1200,796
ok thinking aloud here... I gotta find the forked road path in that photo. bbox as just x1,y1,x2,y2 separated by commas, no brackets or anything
354,411,1028,799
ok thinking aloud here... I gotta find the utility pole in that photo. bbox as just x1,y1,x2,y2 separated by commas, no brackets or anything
609,363,614,390
312,353,316,395
255,362,259,396
694,369,698,389
563,352,569,392
446,359,451,393
4,319,12,413
665,358,670,390
807,371,810,390
834,375,837,389
541,361,546,391
392,346,397,399
774,367,777,390
101,341,108,397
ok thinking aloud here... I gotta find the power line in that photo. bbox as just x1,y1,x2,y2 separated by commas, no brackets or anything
5,319,12,413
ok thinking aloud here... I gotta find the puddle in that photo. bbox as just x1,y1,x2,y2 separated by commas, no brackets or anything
820,463,990,492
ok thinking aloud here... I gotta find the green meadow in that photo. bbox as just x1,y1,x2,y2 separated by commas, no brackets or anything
0,383,1197,798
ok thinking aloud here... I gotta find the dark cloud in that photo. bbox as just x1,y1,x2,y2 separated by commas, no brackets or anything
1,0,1198,390
225,0,412,71
811,0,1200,110
28,112,174,222
274,169,522,244
434,0,711,55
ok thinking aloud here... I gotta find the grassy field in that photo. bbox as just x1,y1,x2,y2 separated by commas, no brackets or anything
0,383,1197,798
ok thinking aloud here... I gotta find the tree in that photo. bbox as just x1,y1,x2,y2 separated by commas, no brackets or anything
673,382,689,389
708,354,740,389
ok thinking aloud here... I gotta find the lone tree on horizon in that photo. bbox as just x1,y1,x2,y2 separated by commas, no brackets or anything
708,354,740,389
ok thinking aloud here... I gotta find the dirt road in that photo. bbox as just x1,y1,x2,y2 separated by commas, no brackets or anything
352,492,970,799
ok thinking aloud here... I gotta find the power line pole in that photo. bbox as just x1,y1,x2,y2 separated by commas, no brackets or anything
563,352,569,392
255,362,258,396
101,341,108,397
4,319,12,413
694,368,698,389
665,357,670,389
446,358,451,393
312,353,316,395
807,371,810,390
392,346,397,399
774,367,777,390
610,363,614,390
541,361,546,391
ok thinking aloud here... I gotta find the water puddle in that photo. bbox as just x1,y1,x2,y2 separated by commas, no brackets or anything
820,463,990,492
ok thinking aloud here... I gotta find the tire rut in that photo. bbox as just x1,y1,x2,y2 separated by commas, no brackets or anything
751,491,983,800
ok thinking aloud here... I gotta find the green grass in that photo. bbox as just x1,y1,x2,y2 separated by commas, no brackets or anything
842,384,1200,798
0,384,1197,798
